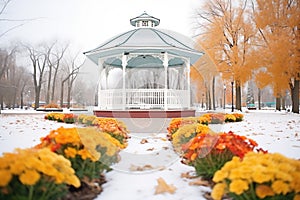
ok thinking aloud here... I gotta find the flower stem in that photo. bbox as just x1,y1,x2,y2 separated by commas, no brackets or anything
28,185,34,200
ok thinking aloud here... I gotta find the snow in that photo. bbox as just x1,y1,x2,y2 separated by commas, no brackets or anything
1,109,299,200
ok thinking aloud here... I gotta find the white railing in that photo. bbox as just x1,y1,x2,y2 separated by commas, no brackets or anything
98,89,189,110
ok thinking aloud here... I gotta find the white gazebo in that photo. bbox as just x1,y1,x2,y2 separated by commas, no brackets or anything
84,12,204,118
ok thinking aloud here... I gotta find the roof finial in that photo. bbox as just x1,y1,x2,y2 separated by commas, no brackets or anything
130,12,160,28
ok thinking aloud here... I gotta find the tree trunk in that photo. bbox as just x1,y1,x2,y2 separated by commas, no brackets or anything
67,84,71,109
51,66,59,102
34,87,40,109
291,79,299,113
258,88,261,110
20,91,24,109
46,66,52,104
60,81,64,108
282,93,286,110
276,97,281,111
235,83,242,111
0,95,3,110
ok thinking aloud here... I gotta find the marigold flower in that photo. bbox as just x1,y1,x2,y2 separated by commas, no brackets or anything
0,169,12,187
64,147,77,158
77,149,93,160
290,172,300,193
251,166,274,183
9,161,25,174
229,179,249,195
271,180,291,195
19,169,41,185
65,174,81,188
255,185,275,198
213,170,228,182
211,183,226,200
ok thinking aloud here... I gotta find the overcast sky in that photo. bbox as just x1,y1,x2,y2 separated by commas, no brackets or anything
1,0,203,52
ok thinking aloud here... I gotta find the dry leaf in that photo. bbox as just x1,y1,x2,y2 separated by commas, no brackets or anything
180,172,198,179
146,147,154,151
155,177,176,194
140,139,148,144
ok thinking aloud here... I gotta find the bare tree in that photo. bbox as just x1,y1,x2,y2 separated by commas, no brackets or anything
0,47,17,109
24,43,48,109
49,43,68,103
60,53,81,108
44,42,56,105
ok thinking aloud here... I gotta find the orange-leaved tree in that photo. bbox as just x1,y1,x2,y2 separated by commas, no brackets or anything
194,0,258,111
252,0,300,113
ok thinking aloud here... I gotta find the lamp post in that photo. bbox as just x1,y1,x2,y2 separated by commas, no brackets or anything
231,81,234,112
223,84,226,109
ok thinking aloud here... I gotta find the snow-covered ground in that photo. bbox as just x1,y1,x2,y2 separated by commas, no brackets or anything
0,109,299,200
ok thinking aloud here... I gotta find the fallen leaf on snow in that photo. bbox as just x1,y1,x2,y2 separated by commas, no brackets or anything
155,177,177,194
180,172,198,179
140,139,148,144
147,147,155,151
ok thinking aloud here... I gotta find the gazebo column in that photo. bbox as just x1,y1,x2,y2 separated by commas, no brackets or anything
163,52,168,110
98,58,104,109
122,54,127,110
186,58,191,108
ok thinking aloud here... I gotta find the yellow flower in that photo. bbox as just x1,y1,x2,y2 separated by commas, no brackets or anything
213,170,228,182
9,160,25,175
77,149,93,160
0,169,12,187
54,172,65,184
196,124,210,133
77,127,119,160
290,171,300,193
64,147,77,158
271,180,290,195
221,156,240,171
255,184,275,198
41,164,58,177
251,165,274,183
275,171,293,182
0,157,9,169
228,167,249,180
211,183,226,200
277,162,295,173
19,169,41,185
229,179,249,195
65,174,81,188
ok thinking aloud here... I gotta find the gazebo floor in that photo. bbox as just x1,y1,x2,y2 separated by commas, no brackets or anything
93,109,195,118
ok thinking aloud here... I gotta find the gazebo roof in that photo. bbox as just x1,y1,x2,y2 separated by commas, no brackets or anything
84,12,204,67
84,28,203,65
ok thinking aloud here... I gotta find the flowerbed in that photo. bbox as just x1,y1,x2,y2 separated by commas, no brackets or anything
212,152,300,200
167,115,300,200
44,113,130,149
167,112,244,140
1,114,130,200
0,148,80,199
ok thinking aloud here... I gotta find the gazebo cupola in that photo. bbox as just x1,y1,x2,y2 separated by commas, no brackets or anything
84,12,204,118
130,12,160,28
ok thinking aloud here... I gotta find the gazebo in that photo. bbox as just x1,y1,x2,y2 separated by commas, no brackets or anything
84,12,204,118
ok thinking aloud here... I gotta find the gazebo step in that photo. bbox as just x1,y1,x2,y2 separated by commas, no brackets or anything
93,109,195,118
